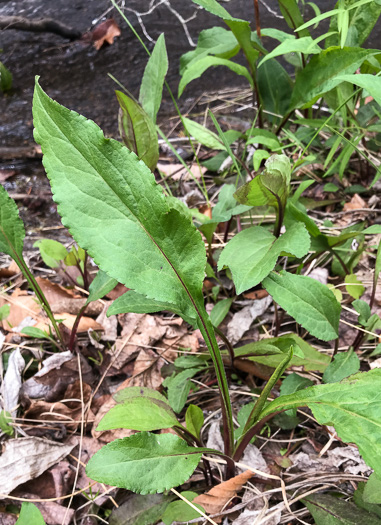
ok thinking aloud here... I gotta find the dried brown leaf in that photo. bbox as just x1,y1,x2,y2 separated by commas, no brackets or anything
91,19,121,50
193,470,254,516
0,437,75,495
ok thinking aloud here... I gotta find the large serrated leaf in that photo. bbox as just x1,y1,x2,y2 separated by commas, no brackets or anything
260,369,381,477
218,223,310,294
263,271,341,341
0,184,25,259
290,47,380,110
86,432,206,494
97,397,179,432
33,80,206,323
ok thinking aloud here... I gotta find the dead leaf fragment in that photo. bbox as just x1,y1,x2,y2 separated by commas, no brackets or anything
91,19,121,50
2,347,25,416
157,162,207,181
343,193,366,212
0,437,75,495
193,470,254,517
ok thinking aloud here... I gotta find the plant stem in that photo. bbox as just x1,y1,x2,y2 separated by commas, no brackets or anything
273,197,284,238
68,305,87,352
17,255,64,347
234,349,293,454
233,414,275,461
215,327,235,366
254,0,261,37
197,310,235,460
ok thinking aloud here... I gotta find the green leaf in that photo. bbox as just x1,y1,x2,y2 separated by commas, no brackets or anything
86,432,205,494
246,129,283,151
345,273,365,299
0,410,14,436
33,239,68,268
286,201,321,237
0,184,25,260
86,269,117,305
263,271,341,341
179,56,253,97
0,304,10,322
109,493,174,525
191,0,237,20
162,492,204,525
326,1,381,47
212,184,252,222
116,90,159,171
234,154,291,207
225,19,259,67
21,327,51,340
218,223,310,295
16,503,45,525
354,482,381,519
280,373,314,417
96,397,179,432
139,33,168,124
33,80,206,325
364,225,381,234
107,290,196,326
260,369,381,478
180,27,239,73
234,334,331,372
210,298,233,327
257,59,293,122
0,61,12,92
323,349,360,383
353,298,371,325
304,493,381,525
185,405,204,440
336,74,381,108
290,47,380,110
258,37,321,67
278,0,311,36
364,473,381,505
183,117,225,150
114,386,170,405
165,368,200,413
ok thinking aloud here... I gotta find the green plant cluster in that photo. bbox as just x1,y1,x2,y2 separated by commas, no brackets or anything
2,0,381,522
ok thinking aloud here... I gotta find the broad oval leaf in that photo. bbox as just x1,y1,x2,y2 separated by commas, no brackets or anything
263,270,341,341
322,349,360,384
86,432,205,494
16,503,45,525
139,33,168,124
0,184,25,259
113,386,170,405
260,369,381,478
86,269,118,305
290,47,381,110
218,223,310,295
116,90,159,171
34,239,68,268
33,80,206,323
96,397,179,432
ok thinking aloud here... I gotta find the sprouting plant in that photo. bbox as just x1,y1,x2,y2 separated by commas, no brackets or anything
31,77,381,499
